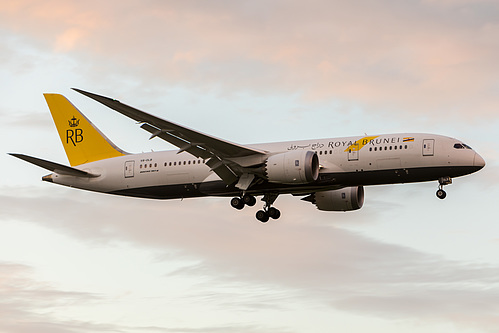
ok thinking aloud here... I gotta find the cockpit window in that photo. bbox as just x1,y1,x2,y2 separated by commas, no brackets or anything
454,143,473,150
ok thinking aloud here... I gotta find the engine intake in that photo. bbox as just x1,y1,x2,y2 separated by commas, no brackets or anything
265,150,319,184
312,186,364,211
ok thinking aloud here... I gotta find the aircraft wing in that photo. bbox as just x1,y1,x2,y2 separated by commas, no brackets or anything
73,88,267,185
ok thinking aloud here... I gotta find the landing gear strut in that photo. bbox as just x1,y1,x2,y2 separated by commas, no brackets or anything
436,176,452,199
256,193,281,223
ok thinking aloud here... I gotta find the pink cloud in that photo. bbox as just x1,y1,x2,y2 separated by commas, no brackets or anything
1,1,498,117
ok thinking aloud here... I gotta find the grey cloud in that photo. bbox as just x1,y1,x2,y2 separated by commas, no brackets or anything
132,324,290,333
334,287,499,332
2,187,499,332
0,262,107,333
0,260,275,333
2,112,53,129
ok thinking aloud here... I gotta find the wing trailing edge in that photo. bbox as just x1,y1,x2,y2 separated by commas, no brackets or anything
72,88,269,185
71,88,266,158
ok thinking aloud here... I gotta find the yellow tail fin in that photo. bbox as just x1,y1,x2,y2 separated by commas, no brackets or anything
44,94,126,166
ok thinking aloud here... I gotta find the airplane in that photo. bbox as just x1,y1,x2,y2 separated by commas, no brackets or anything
10,89,486,222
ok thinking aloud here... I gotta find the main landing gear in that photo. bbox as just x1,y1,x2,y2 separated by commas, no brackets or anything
230,193,256,210
230,192,281,223
436,176,452,199
256,192,281,223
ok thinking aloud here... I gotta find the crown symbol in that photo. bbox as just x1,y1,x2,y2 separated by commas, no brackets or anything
68,116,80,128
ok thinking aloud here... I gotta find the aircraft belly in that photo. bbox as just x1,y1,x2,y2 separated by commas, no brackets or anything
106,164,481,200
329,165,482,186
110,183,205,199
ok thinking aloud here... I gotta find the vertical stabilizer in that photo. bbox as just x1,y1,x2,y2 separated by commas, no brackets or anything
44,94,126,166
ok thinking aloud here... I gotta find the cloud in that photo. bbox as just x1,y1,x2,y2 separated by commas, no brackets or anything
0,258,275,333
335,287,499,331
1,0,499,117
2,187,499,331
1,1,498,331
0,261,107,333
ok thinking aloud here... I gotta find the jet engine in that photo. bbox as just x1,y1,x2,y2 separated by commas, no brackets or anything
265,150,319,184
307,186,364,211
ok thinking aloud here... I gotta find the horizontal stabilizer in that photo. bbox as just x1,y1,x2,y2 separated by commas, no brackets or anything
9,153,99,177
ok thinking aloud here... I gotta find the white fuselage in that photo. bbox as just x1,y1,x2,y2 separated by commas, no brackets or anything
48,133,484,199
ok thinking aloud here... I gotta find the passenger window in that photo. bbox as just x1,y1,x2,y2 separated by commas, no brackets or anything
389,146,392,150
405,145,408,149
394,145,397,150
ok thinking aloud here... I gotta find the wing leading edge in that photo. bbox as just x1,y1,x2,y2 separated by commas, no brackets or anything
72,88,268,185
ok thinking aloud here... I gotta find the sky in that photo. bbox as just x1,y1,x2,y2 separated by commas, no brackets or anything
1,1,499,332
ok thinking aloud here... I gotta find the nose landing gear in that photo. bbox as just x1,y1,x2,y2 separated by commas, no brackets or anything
436,176,452,199
436,188,446,199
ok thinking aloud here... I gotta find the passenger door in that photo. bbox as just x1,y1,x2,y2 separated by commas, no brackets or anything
423,139,435,156
348,143,359,161
124,160,135,178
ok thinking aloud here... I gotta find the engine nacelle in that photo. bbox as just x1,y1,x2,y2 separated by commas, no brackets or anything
314,186,364,211
265,150,319,184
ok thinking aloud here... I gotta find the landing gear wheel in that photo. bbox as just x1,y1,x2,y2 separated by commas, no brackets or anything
436,177,451,200
256,210,269,223
242,194,256,207
230,197,245,210
436,189,447,199
267,207,281,220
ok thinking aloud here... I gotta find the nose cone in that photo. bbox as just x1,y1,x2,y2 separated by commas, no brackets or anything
474,153,486,169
